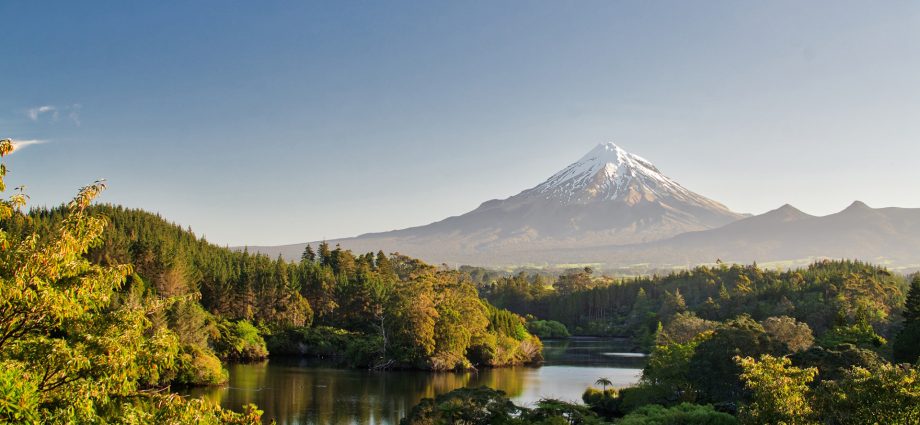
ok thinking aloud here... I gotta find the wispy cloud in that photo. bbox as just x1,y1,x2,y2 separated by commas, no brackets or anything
26,104,81,125
9,139,48,153
27,105,57,121
68,104,82,126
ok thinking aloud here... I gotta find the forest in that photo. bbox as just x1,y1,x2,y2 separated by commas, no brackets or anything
2,134,919,424
406,265,920,424
0,138,540,422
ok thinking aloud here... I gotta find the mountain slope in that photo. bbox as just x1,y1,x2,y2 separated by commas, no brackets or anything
562,201,920,268
254,142,747,265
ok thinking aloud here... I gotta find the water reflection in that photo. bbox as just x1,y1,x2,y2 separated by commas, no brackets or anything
186,338,643,425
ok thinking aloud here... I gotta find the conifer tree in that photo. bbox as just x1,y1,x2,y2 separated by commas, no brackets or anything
893,275,920,363
903,275,920,323
302,244,316,263
376,250,394,278
318,240,331,265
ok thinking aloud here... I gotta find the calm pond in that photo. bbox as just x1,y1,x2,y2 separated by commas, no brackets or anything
186,338,644,425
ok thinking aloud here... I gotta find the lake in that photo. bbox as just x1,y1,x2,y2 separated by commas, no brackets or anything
186,338,644,425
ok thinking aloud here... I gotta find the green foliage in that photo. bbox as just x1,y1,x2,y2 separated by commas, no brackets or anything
790,344,883,382
814,363,920,424
736,354,818,425
527,319,571,338
616,403,738,425
658,312,717,345
638,332,711,406
894,276,920,364
484,261,906,344
817,323,886,351
172,345,228,386
0,363,39,423
687,315,782,404
582,387,620,418
400,387,521,425
893,321,920,364
488,303,530,340
904,275,920,323
17,199,540,372
0,138,258,423
12,204,315,330
213,319,268,361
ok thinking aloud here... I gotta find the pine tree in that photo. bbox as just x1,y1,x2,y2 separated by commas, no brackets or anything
893,276,920,363
318,240,331,265
904,275,920,323
302,244,316,263
376,250,394,278
659,289,687,320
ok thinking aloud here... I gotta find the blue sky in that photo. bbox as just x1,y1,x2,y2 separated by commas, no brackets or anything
2,1,918,245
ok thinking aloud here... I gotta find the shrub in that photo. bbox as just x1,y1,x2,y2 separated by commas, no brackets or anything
617,403,738,425
214,320,269,361
582,387,621,418
527,320,571,339
817,324,886,351
172,346,228,386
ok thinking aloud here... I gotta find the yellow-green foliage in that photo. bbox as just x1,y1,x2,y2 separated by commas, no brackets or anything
737,354,817,425
0,138,258,423
815,363,920,424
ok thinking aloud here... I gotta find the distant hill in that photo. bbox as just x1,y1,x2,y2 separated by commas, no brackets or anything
604,201,920,268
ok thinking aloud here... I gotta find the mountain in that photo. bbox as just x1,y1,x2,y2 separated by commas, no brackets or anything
557,201,920,269
252,142,747,265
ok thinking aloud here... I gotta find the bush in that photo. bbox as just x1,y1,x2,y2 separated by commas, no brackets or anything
265,326,383,367
469,333,543,367
172,346,228,386
817,324,886,351
400,387,519,425
617,403,738,425
790,344,883,382
582,387,621,418
527,320,571,339
214,320,269,361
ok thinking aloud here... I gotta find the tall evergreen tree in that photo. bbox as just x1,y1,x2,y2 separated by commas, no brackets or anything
302,244,316,263
376,250,394,278
318,240,331,265
893,275,920,363
903,275,920,323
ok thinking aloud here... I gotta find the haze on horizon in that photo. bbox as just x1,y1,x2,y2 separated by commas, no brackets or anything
2,1,918,246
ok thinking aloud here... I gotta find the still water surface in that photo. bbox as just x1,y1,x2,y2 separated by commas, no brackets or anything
187,338,643,424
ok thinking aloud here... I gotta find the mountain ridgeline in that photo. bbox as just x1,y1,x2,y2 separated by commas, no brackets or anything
252,142,920,269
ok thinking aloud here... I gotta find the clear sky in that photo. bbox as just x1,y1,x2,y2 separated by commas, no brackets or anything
2,1,918,246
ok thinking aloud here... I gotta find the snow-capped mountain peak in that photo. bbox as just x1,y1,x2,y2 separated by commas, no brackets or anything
527,142,714,207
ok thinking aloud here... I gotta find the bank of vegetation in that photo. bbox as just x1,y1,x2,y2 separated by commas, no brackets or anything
0,138,539,423
410,254,920,424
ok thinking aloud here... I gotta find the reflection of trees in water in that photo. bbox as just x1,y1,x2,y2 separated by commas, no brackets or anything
189,361,527,424
187,341,642,424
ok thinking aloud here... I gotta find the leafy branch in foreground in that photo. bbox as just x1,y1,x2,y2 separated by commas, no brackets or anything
0,138,260,424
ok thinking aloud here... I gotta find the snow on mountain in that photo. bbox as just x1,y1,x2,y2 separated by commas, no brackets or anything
520,142,733,211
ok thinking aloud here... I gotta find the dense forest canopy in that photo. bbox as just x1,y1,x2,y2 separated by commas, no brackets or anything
482,261,908,348
404,265,920,425
6,203,542,374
